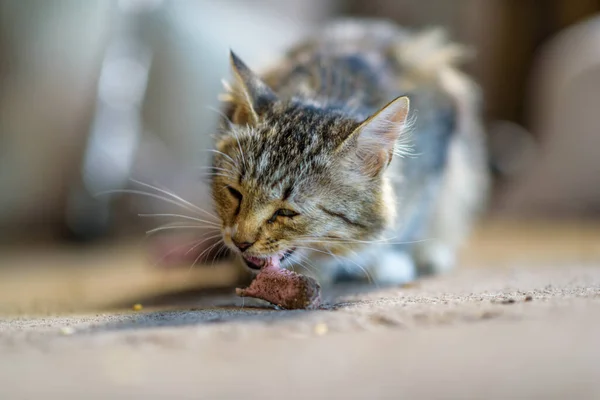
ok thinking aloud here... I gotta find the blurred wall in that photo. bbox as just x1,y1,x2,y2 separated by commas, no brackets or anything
346,0,600,216
345,0,600,130
0,0,112,239
497,15,600,217
0,0,338,242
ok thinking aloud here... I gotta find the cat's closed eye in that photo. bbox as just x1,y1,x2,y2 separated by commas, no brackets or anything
268,208,299,223
227,186,243,201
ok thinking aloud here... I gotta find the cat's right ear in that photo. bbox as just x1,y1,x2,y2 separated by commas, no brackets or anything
228,50,278,126
339,96,410,177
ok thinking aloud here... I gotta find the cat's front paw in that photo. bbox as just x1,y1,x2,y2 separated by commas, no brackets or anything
371,251,417,285
413,241,456,276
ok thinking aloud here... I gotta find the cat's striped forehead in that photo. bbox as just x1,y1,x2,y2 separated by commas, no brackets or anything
219,102,359,192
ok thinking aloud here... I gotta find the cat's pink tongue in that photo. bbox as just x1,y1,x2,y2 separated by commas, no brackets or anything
243,255,281,270
263,256,281,270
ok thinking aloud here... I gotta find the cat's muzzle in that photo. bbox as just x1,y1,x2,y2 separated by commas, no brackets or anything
242,248,296,270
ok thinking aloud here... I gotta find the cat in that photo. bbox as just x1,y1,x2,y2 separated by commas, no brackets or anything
211,19,489,285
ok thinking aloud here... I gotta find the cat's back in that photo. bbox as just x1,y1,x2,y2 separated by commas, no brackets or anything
261,19,467,114
286,19,408,58
260,20,409,108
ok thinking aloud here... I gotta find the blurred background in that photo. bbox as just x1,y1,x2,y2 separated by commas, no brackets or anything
1,0,600,314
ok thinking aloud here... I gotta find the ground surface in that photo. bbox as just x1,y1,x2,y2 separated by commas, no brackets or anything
1,220,600,399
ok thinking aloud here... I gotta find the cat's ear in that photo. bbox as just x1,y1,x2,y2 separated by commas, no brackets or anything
229,50,278,125
344,96,410,177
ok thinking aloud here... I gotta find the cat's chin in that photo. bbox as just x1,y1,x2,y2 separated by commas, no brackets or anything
242,248,296,270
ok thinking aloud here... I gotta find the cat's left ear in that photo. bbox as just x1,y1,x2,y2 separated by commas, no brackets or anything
229,50,278,125
343,96,410,177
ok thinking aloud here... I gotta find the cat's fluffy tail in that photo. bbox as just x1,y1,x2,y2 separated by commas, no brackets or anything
391,28,473,82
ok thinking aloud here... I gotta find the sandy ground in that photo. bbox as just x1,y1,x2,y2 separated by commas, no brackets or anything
1,220,600,399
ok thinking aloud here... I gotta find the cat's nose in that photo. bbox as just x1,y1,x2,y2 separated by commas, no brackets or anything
232,240,254,252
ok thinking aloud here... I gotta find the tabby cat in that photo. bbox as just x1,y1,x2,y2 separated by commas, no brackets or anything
211,19,489,285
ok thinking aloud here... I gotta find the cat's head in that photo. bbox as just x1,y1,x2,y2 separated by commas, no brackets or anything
211,51,410,270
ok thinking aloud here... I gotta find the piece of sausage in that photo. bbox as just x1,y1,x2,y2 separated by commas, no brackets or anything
236,265,321,310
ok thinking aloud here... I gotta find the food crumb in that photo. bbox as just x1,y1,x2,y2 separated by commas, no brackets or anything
480,310,501,319
525,295,533,302
370,314,401,327
132,303,143,311
60,327,75,335
401,281,420,289
314,323,328,336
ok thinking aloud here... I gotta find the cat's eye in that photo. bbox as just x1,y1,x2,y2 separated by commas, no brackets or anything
227,186,243,201
269,208,299,223
276,209,298,217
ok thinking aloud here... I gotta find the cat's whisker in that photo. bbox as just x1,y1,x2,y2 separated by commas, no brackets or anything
294,234,399,243
199,170,236,178
282,257,296,273
327,248,374,285
207,241,226,268
151,237,207,268
198,170,235,178
298,243,354,276
210,242,229,267
294,252,314,268
293,245,357,264
188,239,224,273
228,128,248,172
199,172,237,181
328,250,373,283
292,258,316,276
205,148,236,164
205,149,241,173
334,248,375,285
293,244,373,284
130,179,219,221
146,224,219,236
206,155,238,172
296,236,434,246
293,253,319,275
197,166,233,174
150,219,220,230
292,245,335,257
284,254,316,275
184,233,224,256
206,105,235,130
138,213,221,227
96,189,206,217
